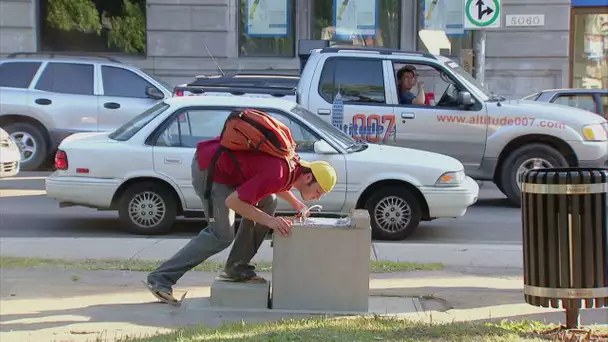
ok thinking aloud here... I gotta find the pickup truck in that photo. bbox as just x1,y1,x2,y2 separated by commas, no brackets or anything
175,42,608,206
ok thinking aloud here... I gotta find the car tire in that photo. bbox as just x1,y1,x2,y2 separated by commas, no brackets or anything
4,122,49,171
499,143,568,207
365,186,422,241
118,182,178,235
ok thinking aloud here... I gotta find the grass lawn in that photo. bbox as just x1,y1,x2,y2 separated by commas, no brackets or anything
115,316,607,342
0,257,444,273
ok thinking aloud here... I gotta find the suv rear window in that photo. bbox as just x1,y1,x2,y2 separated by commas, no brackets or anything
318,58,386,104
35,62,94,95
0,61,41,89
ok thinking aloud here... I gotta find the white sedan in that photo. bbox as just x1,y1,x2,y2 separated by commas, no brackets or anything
0,127,21,178
46,96,479,240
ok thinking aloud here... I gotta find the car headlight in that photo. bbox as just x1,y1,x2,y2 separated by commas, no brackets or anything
435,170,465,186
582,123,608,142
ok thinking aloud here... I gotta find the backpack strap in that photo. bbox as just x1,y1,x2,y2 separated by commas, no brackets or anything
203,147,246,221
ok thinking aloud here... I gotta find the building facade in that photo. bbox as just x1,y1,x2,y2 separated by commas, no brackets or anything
0,0,606,98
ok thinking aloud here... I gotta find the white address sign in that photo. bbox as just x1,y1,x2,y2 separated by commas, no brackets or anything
505,14,545,27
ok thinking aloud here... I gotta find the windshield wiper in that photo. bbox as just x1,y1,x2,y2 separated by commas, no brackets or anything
346,141,368,152
488,92,506,102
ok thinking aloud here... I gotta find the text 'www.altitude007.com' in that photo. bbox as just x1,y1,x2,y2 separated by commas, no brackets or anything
436,115,567,129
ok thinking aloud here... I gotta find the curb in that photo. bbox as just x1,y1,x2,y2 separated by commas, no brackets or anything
0,237,523,269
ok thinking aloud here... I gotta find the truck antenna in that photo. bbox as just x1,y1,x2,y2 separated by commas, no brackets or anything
204,44,225,76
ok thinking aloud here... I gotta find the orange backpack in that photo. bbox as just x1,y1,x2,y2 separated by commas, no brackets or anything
203,109,300,207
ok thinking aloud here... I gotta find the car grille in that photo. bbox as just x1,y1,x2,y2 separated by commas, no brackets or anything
1,161,18,173
0,140,10,148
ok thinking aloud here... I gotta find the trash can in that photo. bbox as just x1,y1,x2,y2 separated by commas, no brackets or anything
520,168,608,328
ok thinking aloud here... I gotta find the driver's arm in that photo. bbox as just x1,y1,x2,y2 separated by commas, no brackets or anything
413,80,426,105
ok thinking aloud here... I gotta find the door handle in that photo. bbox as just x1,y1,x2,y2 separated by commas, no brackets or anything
104,102,121,109
164,157,182,164
317,108,331,116
35,98,52,105
401,112,416,119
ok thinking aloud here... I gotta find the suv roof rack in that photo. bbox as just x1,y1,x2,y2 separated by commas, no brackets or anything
6,52,122,63
319,46,436,59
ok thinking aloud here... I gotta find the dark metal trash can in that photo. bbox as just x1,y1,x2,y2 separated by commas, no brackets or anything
520,168,608,328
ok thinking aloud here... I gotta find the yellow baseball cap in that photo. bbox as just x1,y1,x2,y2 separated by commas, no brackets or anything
299,160,337,193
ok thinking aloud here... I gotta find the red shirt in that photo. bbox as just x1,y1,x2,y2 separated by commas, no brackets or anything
196,137,302,205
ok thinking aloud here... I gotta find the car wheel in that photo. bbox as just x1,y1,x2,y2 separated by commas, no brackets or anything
500,143,568,207
118,182,178,235
4,122,49,171
365,186,422,241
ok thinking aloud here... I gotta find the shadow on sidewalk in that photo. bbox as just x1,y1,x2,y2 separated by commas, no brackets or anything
370,286,523,311
0,301,304,333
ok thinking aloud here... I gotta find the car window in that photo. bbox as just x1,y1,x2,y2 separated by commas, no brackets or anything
156,109,230,148
552,94,598,113
102,66,157,98
0,62,41,89
601,95,608,117
109,102,170,141
266,111,320,153
35,62,94,95
393,62,464,109
319,58,386,105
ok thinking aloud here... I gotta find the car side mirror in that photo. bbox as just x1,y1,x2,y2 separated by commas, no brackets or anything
314,140,338,154
146,86,165,100
458,91,475,106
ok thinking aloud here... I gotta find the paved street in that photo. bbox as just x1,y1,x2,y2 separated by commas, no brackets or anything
0,172,521,244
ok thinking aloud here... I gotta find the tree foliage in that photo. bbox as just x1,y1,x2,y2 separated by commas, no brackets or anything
107,0,146,53
46,0,101,34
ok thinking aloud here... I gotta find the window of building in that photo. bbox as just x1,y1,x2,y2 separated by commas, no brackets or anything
318,58,386,104
569,7,607,89
552,94,599,114
35,63,94,96
311,0,401,49
0,62,42,89
101,66,157,98
38,0,147,54
238,0,296,57
416,0,474,58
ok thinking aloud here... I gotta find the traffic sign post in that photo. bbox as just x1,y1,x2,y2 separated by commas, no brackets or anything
464,0,501,86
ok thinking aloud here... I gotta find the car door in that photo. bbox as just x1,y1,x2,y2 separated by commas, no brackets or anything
305,56,398,145
152,107,230,210
387,60,487,170
30,62,98,134
550,93,600,114
97,65,164,132
264,109,347,213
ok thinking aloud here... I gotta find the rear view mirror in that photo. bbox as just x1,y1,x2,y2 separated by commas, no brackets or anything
458,91,475,106
314,140,338,154
146,86,165,100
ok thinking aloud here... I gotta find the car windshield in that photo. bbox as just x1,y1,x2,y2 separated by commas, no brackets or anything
109,102,170,141
290,105,358,149
443,61,491,101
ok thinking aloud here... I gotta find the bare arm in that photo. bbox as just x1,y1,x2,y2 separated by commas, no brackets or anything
225,191,273,226
413,82,426,105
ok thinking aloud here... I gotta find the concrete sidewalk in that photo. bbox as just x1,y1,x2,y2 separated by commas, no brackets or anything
1,268,606,342
0,237,524,269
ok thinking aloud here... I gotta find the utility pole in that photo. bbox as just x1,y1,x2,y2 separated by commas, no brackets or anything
474,30,487,86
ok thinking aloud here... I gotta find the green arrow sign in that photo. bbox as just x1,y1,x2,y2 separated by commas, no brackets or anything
465,0,501,28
